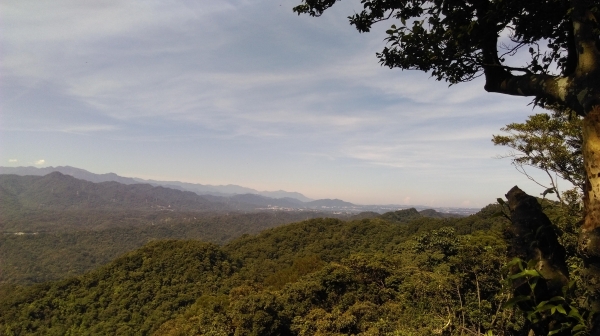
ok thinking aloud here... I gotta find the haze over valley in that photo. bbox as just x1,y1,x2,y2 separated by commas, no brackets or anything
0,166,479,216
0,168,468,285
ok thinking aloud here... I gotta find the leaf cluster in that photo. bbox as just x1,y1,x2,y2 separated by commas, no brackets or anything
294,0,577,83
492,109,584,191
503,258,588,335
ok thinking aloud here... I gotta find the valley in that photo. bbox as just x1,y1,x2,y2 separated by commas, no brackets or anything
0,169,542,335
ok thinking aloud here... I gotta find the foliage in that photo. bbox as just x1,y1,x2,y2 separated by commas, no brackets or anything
492,107,589,334
0,211,338,285
0,205,518,336
378,208,422,223
292,1,600,330
0,173,473,286
293,0,600,117
492,109,584,194
503,258,589,335
494,193,589,335
293,0,574,80
155,226,519,336
0,241,234,336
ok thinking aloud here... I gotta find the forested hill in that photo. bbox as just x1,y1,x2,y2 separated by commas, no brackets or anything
0,165,313,201
0,172,230,213
0,207,459,285
0,204,523,335
0,211,343,284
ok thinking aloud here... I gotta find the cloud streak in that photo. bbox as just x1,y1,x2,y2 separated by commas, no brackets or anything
0,0,549,206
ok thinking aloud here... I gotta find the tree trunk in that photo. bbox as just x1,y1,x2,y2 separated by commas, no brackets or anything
505,186,570,286
505,186,570,335
581,107,600,332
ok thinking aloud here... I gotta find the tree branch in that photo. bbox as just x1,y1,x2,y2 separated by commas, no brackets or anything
482,69,581,113
483,64,532,74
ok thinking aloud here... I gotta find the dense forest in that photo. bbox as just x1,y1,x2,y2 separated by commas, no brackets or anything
0,211,343,285
0,173,457,286
0,164,587,335
2,202,566,335
0,173,341,284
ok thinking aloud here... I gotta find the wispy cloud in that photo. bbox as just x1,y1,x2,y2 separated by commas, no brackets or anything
60,124,119,134
0,0,547,206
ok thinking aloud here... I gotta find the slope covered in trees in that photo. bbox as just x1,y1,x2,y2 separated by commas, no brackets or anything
0,172,464,286
0,207,461,285
0,204,527,335
0,240,234,335
0,211,340,285
293,1,600,331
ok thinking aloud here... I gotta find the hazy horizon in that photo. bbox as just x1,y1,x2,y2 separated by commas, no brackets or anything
1,164,490,208
1,0,561,207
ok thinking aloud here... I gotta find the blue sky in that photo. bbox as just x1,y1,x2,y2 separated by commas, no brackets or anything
1,0,560,207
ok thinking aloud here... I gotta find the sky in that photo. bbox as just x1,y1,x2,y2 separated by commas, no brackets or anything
0,0,563,207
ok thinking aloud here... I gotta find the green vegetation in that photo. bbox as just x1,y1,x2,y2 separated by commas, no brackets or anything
3,0,597,333
0,173,346,285
0,205,525,335
492,108,583,197
0,140,587,334
0,211,338,285
294,1,600,332
491,108,589,335
0,241,233,335
1,173,462,286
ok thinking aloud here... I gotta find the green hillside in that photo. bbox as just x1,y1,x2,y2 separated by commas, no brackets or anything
0,211,338,284
0,205,522,336
0,241,233,335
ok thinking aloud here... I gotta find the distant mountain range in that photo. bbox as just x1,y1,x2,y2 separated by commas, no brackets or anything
0,172,230,213
0,169,362,215
0,166,480,215
0,166,313,202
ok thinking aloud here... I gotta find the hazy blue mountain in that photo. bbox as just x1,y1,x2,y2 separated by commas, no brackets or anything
305,198,355,208
134,178,313,202
0,166,478,215
0,166,313,202
0,172,232,213
259,190,311,201
0,166,139,185
133,178,260,197
0,172,312,219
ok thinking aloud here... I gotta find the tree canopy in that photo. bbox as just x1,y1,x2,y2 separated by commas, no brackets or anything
492,108,584,195
0,207,520,336
294,0,599,115
294,0,600,333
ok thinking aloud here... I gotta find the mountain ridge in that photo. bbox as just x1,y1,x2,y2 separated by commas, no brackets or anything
0,166,480,215
0,166,314,202
0,172,231,213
